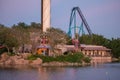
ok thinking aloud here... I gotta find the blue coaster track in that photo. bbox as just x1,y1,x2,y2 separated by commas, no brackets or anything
68,7,92,39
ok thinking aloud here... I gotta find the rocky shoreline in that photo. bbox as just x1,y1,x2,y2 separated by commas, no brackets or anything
0,53,42,65
0,53,90,68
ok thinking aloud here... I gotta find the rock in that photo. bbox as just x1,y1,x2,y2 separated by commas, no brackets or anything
9,55,29,65
5,55,20,65
0,61,4,65
30,58,42,65
4,59,12,65
0,53,43,66
10,55,20,61
0,53,9,62
20,53,32,59
15,59,29,65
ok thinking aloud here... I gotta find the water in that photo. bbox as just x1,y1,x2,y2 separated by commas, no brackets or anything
0,63,120,80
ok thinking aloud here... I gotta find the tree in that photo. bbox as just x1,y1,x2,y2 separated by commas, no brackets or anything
47,28,68,48
79,34,108,45
79,34,120,58
0,26,19,53
109,38,120,58
12,23,30,46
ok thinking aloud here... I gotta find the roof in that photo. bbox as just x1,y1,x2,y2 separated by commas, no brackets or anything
81,44,111,51
65,44,111,51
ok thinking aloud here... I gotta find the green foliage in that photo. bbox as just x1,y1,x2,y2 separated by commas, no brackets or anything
58,53,85,62
1,22,120,58
83,57,91,63
7,52,16,56
109,38,120,58
0,26,19,52
27,52,90,63
0,22,68,54
79,34,107,45
27,55,37,60
79,34,120,58
0,47,8,55
47,28,69,48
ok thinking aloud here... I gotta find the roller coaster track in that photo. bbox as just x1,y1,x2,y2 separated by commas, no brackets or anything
68,7,92,38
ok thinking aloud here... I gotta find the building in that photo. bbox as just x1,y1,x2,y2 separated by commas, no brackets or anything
36,45,51,56
56,44,112,63
81,44,112,63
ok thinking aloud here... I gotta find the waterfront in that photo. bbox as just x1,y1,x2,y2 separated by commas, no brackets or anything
0,63,120,80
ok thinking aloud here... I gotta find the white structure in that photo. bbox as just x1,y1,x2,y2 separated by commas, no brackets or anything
41,0,51,32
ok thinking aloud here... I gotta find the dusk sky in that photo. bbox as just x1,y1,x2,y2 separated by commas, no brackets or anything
0,0,120,39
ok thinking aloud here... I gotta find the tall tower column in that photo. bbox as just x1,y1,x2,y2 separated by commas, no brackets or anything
41,0,51,32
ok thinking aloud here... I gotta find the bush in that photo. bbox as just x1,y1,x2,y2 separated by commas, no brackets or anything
8,52,15,56
27,52,91,63
83,57,91,63
62,52,84,63
0,47,8,55
27,55,37,60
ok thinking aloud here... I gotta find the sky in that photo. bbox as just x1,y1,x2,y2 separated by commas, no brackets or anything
0,0,120,39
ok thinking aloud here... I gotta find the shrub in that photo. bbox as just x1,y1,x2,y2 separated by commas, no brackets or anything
83,57,91,63
0,47,8,55
27,52,90,63
27,55,37,60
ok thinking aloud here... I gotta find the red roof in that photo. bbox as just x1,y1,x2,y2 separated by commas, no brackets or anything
65,44,111,51
81,45,111,51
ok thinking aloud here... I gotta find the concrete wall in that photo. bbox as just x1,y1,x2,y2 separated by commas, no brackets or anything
91,57,112,64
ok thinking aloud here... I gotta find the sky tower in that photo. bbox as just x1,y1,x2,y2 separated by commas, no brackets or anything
41,0,51,32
